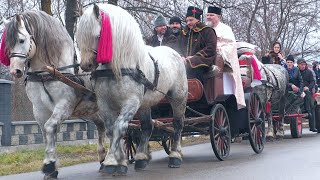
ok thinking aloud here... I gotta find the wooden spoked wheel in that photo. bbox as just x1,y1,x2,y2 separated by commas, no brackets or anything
210,103,231,161
247,93,266,154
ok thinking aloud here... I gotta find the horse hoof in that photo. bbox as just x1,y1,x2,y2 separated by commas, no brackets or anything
116,165,128,175
276,135,284,140
266,136,274,142
135,160,149,170
168,157,182,168
43,171,58,179
99,163,104,171
100,165,117,174
42,161,58,179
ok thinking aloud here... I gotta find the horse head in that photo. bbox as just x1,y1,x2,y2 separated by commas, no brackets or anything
4,15,36,78
76,4,102,72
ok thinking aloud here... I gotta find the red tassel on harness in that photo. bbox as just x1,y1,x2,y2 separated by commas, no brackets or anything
244,52,261,80
96,11,113,64
0,29,10,66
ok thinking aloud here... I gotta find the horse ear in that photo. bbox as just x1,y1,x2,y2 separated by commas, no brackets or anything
93,4,100,19
16,15,22,27
2,17,10,27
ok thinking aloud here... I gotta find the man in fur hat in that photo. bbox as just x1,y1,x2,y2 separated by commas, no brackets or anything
178,6,217,82
146,14,177,48
206,6,246,109
169,16,182,37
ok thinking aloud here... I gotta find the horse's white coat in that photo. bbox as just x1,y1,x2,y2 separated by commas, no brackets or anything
76,4,188,171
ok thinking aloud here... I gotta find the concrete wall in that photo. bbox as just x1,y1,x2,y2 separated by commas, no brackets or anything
0,79,98,146
8,120,98,146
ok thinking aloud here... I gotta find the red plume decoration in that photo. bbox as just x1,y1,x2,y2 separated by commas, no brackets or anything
0,29,10,66
96,11,113,63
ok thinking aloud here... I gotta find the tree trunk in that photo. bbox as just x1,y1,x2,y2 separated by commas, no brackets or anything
109,0,118,5
41,0,52,15
65,0,78,40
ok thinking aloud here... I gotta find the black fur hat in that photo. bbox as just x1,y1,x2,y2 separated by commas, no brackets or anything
186,6,203,20
208,6,222,15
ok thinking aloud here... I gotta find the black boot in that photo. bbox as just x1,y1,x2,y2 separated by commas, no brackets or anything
308,113,318,132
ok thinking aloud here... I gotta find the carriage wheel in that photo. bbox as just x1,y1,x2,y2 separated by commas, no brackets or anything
210,103,231,161
247,93,265,154
289,107,302,138
162,138,172,155
124,135,139,164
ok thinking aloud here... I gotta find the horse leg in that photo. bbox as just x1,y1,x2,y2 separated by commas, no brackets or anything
101,99,140,175
40,103,73,179
266,112,274,141
33,107,58,179
276,97,286,139
265,101,274,141
168,99,186,168
90,114,106,165
134,108,153,170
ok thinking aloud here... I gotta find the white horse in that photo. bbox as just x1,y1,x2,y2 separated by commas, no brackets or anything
76,4,188,175
1,11,106,179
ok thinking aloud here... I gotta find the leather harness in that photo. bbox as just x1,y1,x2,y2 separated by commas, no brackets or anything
91,53,160,93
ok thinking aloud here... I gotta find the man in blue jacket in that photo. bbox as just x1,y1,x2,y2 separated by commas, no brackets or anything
286,55,304,96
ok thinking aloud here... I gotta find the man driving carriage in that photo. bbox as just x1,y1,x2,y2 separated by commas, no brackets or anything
297,58,318,132
178,6,217,81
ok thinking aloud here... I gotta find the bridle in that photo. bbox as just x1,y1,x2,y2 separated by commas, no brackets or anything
9,37,35,59
9,15,36,60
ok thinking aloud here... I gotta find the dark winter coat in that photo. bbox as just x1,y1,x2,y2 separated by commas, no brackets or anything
287,66,304,94
263,51,285,66
178,21,217,68
300,68,315,92
146,28,177,50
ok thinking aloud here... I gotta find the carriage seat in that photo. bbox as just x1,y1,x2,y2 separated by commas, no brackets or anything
159,78,203,104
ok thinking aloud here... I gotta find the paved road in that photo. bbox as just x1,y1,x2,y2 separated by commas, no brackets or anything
2,129,320,180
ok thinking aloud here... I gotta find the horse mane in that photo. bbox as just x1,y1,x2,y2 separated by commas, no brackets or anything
77,4,147,79
5,10,73,66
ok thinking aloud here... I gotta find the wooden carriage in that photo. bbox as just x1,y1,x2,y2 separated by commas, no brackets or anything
126,54,266,162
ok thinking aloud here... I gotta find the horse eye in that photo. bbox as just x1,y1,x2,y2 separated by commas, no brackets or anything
19,39,25,43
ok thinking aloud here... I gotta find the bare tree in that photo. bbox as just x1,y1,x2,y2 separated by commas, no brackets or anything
65,0,78,40
109,0,118,5
41,0,52,15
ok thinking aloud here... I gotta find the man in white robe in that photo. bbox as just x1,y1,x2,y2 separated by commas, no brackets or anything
206,6,246,109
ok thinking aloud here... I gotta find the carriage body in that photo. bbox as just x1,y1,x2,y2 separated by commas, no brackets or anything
126,54,266,162
271,91,320,138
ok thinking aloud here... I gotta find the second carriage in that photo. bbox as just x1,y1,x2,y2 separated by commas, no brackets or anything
125,54,266,162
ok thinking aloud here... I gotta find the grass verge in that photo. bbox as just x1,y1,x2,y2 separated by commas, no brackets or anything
0,136,210,176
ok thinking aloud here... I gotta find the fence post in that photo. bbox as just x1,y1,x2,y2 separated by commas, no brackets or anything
87,121,96,139
0,79,14,146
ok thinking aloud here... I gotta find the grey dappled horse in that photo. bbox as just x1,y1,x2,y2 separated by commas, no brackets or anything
238,52,288,140
3,11,106,179
257,64,288,140
76,4,188,175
